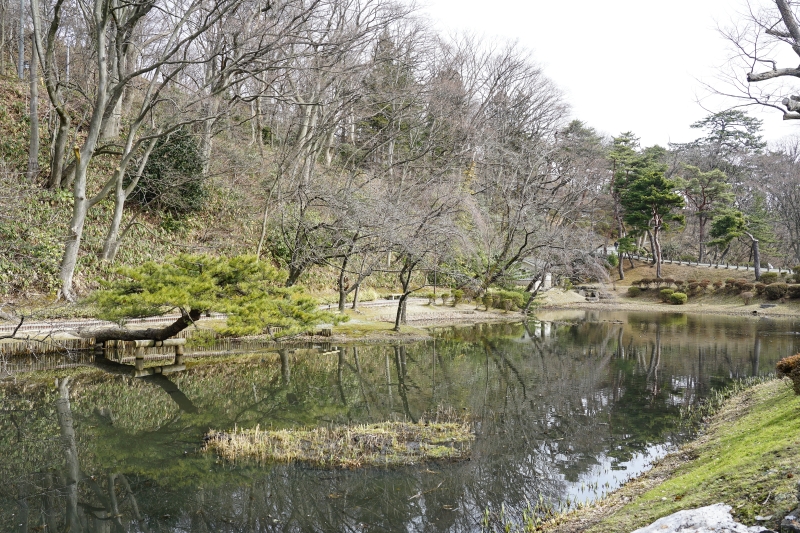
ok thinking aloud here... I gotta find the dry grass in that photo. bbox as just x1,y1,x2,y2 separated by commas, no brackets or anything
618,260,766,287
203,419,474,468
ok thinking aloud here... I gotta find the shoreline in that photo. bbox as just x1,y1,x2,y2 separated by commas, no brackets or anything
537,377,800,533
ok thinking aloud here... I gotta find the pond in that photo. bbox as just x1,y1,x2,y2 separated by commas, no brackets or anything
1,310,798,532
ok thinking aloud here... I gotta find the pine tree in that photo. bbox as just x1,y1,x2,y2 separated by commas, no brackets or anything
86,254,339,342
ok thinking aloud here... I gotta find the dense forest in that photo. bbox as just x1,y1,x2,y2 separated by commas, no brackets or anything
2,0,800,310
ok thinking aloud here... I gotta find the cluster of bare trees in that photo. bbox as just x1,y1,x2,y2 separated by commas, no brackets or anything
1,0,605,316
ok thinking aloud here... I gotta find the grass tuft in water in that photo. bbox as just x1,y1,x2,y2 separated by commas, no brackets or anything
203,418,474,468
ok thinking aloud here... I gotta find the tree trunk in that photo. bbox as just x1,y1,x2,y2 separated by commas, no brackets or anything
55,377,80,531
58,0,110,301
80,309,202,343
747,232,761,280
200,98,219,177
100,136,157,261
393,262,413,331
27,33,39,181
698,215,707,263
101,173,126,261
48,113,69,188
646,229,656,265
337,255,350,312
31,0,71,189
653,227,663,278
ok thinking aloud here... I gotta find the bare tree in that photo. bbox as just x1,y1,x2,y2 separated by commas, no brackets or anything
719,0,800,119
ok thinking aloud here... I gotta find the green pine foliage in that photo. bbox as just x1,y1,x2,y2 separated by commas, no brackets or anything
89,254,340,336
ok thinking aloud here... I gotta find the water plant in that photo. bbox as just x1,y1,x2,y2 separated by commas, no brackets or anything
203,420,474,468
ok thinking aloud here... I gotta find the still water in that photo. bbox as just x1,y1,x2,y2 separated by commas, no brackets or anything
1,311,798,532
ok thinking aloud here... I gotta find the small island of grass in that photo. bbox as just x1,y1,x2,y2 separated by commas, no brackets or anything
203,420,474,468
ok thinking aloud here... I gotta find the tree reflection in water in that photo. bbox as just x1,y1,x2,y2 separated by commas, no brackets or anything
1,311,798,531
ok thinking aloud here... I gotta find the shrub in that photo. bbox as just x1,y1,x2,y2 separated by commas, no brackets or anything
765,283,788,300
712,280,723,290
725,278,737,287
741,283,755,292
637,279,650,289
760,272,779,285
754,282,766,295
663,278,675,287
499,290,526,309
132,128,206,215
440,292,450,305
699,280,711,291
669,292,688,305
607,253,619,268
674,280,685,289
777,354,800,395
741,291,754,305
687,282,700,295
659,288,675,302
452,289,464,306
687,279,698,284
627,286,642,297
788,285,800,299
425,292,436,305
481,294,493,311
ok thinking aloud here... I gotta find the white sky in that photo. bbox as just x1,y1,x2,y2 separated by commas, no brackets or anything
421,0,800,148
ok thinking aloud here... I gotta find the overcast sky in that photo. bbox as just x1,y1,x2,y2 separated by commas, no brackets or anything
421,0,800,148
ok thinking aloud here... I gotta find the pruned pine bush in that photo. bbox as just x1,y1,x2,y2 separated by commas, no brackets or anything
788,285,800,299
741,291,754,305
627,286,642,297
754,282,766,295
765,283,788,301
725,278,737,289
663,278,675,287
482,294,493,311
741,283,755,292
712,280,723,290
660,288,674,302
760,272,779,285
426,292,436,305
440,292,450,305
687,282,700,295
669,292,688,305
777,354,800,395
452,289,464,306
674,280,685,289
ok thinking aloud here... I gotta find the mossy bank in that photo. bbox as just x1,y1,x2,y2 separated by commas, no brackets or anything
540,378,800,532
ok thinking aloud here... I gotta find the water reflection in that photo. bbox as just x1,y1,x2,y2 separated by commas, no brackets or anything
1,311,798,532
